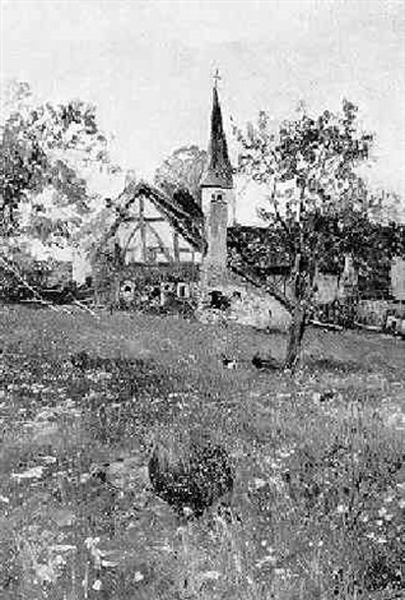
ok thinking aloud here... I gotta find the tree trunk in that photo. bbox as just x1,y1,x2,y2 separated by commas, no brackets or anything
284,304,307,370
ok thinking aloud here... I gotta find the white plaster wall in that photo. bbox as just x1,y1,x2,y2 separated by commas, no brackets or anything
143,200,162,219
117,212,199,264
72,250,92,284
391,257,405,301
314,273,339,304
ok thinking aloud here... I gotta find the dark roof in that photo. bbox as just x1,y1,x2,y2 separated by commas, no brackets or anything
201,87,233,189
171,189,203,219
106,181,206,253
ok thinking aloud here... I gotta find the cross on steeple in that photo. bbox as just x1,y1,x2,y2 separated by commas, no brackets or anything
213,68,221,89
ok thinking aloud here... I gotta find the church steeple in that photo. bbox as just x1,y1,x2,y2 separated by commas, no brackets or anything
201,79,233,189
200,74,235,283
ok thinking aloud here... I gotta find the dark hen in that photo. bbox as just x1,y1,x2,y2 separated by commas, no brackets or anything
252,353,279,370
148,436,234,519
70,350,92,371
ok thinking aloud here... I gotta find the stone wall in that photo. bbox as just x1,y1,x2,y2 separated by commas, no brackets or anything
356,299,391,328
198,274,291,331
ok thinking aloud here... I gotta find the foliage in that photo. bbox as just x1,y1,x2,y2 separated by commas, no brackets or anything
154,144,207,203
0,80,118,248
232,101,380,366
233,100,374,274
228,216,405,290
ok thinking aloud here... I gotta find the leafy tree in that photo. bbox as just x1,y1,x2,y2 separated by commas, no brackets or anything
154,145,207,203
1,81,117,248
232,100,375,369
0,80,122,302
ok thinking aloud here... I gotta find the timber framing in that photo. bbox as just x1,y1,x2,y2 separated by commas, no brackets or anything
101,181,206,259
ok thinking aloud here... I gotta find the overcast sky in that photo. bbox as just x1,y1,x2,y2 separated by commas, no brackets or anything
1,0,404,220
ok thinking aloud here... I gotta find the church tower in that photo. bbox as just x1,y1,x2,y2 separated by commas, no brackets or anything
201,75,235,284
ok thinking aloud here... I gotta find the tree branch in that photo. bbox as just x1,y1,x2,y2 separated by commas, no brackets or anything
0,253,71,314
228,263,295,313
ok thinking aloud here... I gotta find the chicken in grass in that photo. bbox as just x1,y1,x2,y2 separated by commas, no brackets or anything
148,430,234,519
252,352,279,370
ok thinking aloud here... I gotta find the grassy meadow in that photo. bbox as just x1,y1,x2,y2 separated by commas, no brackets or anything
0,305,404,599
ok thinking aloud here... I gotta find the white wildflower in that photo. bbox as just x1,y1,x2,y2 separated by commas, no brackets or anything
256,554,277,568
41,456,57,464
200,571,221,581
92,579,102,591
252,478,267,489
49,544,76,553
11,466,44,480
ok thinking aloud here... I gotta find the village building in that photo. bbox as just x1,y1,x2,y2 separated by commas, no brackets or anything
90,80,292,329
91,180,205,309
82,78,405,334
1,77,403,332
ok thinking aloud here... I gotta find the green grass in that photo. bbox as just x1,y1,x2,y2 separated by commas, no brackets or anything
0,306,404,599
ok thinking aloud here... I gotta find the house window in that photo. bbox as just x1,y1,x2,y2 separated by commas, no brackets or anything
177,282,190,299
120,280,136,303
211,193,223,203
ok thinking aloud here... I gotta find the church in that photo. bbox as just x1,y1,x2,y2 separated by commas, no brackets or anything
90,81,293,330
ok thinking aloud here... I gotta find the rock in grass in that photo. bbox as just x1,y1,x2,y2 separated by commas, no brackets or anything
148,432,234,519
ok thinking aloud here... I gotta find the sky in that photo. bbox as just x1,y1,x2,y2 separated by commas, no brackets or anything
1,0,405,223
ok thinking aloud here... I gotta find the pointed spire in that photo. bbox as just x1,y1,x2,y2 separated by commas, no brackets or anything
201,82,233,189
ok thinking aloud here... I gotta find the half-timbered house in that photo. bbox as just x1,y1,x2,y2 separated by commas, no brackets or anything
91,180,207,308
91,80,292,328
